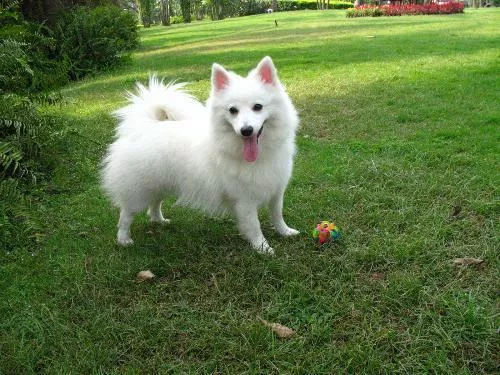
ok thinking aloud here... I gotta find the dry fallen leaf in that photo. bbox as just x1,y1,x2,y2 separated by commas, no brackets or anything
136,270,155,282
452,257,484,266
257,316,295,338
369,272,384,281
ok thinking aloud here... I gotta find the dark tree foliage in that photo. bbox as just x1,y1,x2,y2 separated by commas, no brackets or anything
20,0,120,23
180,0,191,22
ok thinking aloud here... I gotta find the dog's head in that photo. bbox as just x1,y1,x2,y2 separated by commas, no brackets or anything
208,57,296,163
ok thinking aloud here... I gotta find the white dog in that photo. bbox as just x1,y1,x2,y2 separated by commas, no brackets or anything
102,57,299,254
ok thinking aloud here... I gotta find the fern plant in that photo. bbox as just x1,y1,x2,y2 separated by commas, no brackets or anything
0,94,43,182
0,94,54,252
0,39,55,252
0,39,33,92
0,177,44,252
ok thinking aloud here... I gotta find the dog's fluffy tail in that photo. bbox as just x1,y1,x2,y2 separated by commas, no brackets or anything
114,75,205,136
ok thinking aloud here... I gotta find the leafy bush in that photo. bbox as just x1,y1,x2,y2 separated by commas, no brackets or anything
0,23,68,92
0,92,59,252
347,2,464,17
204,0,353,19
52,5,139,80
346,4,383,16
171,15,185,24
1,4,138,87
0,4,139,252
330,1,355,9
278,0,354,10
204,0,267,18
0,2,68,92
0,39,33,92
0,94,43,181
0,94,60,254
23,24,70,91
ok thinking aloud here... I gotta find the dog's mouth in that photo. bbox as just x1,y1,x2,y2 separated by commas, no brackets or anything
242,125,264,163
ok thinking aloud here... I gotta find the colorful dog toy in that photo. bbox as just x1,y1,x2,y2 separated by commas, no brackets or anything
312,221,341,244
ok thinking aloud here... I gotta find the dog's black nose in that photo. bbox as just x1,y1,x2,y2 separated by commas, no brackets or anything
241,126,253,137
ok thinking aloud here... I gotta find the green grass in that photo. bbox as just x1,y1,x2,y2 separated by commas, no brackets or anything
1,8,499,374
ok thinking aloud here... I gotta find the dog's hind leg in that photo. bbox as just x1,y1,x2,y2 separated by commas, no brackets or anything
269,192,299,237
147,200,170,224
117,209,136,246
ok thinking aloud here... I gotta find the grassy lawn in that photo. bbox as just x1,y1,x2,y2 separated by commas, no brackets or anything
2,8,499,373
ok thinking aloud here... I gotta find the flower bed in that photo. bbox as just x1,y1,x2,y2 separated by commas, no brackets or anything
346,2,465,17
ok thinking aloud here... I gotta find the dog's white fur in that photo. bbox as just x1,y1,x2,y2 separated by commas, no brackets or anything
101,57,299,254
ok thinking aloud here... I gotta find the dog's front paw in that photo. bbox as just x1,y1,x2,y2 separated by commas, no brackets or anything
257,245,275,256
277,227,300,237
253,240,274,256
117,232,134,246
151,217,171,225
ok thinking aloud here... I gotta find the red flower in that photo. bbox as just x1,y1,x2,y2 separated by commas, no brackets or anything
352,2,464,16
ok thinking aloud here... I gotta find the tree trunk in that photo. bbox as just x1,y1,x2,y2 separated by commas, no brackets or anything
194,0,203,20
210,0,223,20
160,0,170,26
272,0,277,11
137,0,153,27
180,0,191,23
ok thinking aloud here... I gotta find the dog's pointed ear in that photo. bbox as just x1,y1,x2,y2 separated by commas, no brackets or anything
212,63,230,92
255,56,277,85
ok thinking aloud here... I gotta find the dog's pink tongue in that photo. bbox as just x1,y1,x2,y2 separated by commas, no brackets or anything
243,136,259,162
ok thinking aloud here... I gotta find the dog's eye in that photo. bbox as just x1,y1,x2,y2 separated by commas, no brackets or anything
229,107,239,115
253,104,263,112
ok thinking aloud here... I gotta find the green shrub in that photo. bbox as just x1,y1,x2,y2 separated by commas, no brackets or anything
0,11,68,92
346,5,384,17
22,23,69,91
205,0,353,18
0,34,61,252
0,93,60,252
0,4,138,252
171,15,185,24
346,7,358,16
0,94,54,182
0,39,33,92
52,5,139,80
2,3,139,84
330,1,354,9
278,0,354,10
